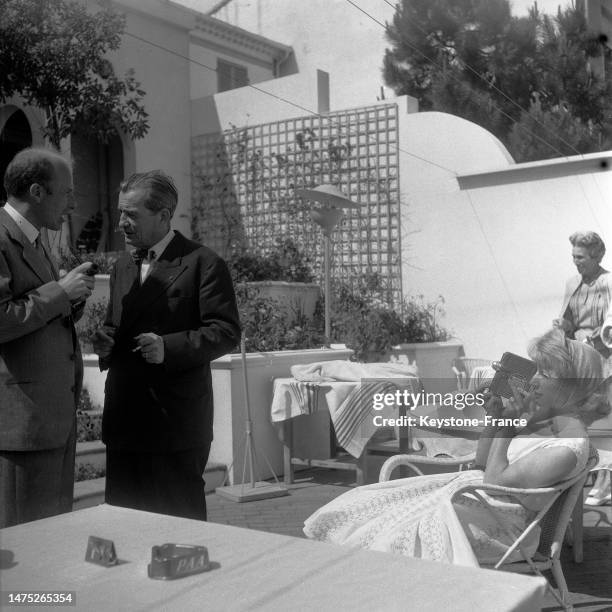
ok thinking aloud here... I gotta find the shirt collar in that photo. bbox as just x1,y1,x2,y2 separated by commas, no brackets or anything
148,229,175,262
4,202,39,244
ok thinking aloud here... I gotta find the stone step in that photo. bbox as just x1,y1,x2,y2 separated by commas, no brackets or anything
73,477,106,511
75,440,105,470
73,462,228,510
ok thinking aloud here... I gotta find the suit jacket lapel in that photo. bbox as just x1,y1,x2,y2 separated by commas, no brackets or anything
0,209,53,284
117,234,188,334
39,229,59,280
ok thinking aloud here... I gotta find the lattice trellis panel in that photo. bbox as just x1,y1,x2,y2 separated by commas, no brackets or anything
191,102,401,303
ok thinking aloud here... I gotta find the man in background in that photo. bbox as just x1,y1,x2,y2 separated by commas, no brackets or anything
93,170,240,520
0,147,95,527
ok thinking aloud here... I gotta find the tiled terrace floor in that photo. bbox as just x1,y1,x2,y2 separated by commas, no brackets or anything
207,468,612,612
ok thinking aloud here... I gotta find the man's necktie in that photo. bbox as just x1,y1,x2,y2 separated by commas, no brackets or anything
131,248,149,286
34,235,55,279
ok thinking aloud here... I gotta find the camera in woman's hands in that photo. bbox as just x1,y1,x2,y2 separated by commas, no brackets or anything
489,352,537,399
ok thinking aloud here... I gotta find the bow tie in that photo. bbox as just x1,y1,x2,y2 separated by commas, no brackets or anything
131,248,149,264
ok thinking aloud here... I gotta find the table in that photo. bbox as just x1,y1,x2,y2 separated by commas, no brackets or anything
0,505,547,611
271,379,491,485
271,378,415,485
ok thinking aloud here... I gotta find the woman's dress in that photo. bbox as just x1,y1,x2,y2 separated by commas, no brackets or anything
303,431,589,568
561,270,612,375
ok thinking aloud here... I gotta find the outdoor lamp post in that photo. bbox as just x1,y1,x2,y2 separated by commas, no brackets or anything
295,184,359,346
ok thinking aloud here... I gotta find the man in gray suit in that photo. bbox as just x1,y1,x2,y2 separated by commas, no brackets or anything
0,147,96,527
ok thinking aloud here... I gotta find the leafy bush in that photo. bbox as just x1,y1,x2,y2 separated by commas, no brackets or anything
76,407,102,442
75,463,106,482
229,238,315,283
398,294,451,344
56,250,119,274
330,274,450,361
77,298,108,353
235,284,324,353
236,271,451,360
77,388,95,412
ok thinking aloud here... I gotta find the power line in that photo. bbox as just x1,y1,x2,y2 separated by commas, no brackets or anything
379,0,584,156
345,0,571,159
123,29,458,176
372,3,610,233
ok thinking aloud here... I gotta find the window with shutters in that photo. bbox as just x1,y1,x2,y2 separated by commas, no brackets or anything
217,59,248,92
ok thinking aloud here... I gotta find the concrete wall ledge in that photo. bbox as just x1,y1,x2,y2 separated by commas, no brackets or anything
457,152,612,190
392,340,464,352
212,347,353,371
76,440,105,456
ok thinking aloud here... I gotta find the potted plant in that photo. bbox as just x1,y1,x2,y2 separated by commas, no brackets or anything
329,273,461,392
387,294,463,393
229,238,320,323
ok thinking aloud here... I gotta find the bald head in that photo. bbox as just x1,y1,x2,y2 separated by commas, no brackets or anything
3,147,74,231
4,147,70,200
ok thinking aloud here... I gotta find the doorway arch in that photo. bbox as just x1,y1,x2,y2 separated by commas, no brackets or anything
71,133,124,252
0,109,33,202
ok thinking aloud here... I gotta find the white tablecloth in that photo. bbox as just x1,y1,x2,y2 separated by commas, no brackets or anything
0,505,547,612
270,378,405,457
271,378,482,459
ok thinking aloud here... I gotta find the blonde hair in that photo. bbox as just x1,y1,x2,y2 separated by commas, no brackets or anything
527,328,576,379
528,328,611,424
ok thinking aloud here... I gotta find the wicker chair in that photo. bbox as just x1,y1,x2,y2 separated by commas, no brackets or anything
586,448,612,508
379,448,598,612
451,357,493,390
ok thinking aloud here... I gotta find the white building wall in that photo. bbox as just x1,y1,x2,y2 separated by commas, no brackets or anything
107,4,193,236
211,0,396,110
189,43,275,99
397,110,612,361
192,70,322,135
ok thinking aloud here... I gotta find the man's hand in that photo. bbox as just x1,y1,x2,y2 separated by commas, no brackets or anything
58,262,95,303
133,332,164,364
92,327,115,359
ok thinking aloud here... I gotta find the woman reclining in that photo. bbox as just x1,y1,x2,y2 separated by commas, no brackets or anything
303,329,610,567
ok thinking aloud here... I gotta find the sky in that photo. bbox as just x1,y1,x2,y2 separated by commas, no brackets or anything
510,0,574,15
174,0,576,18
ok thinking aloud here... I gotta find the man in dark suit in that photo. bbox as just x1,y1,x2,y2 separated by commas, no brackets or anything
0,147,96,527
93,170,240,520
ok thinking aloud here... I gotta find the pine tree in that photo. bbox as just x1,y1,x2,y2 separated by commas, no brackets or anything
383,0,612,161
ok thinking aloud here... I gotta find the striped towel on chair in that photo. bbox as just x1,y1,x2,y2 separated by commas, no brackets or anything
332,380,407,458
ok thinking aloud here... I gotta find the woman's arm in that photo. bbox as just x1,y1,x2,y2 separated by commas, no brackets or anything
481,381,578,487
483,440,577,488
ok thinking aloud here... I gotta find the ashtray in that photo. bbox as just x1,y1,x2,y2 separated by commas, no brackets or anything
147,543,212,580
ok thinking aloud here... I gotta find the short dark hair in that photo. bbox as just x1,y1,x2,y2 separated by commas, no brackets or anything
119,170,178,217
4,147,69,199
